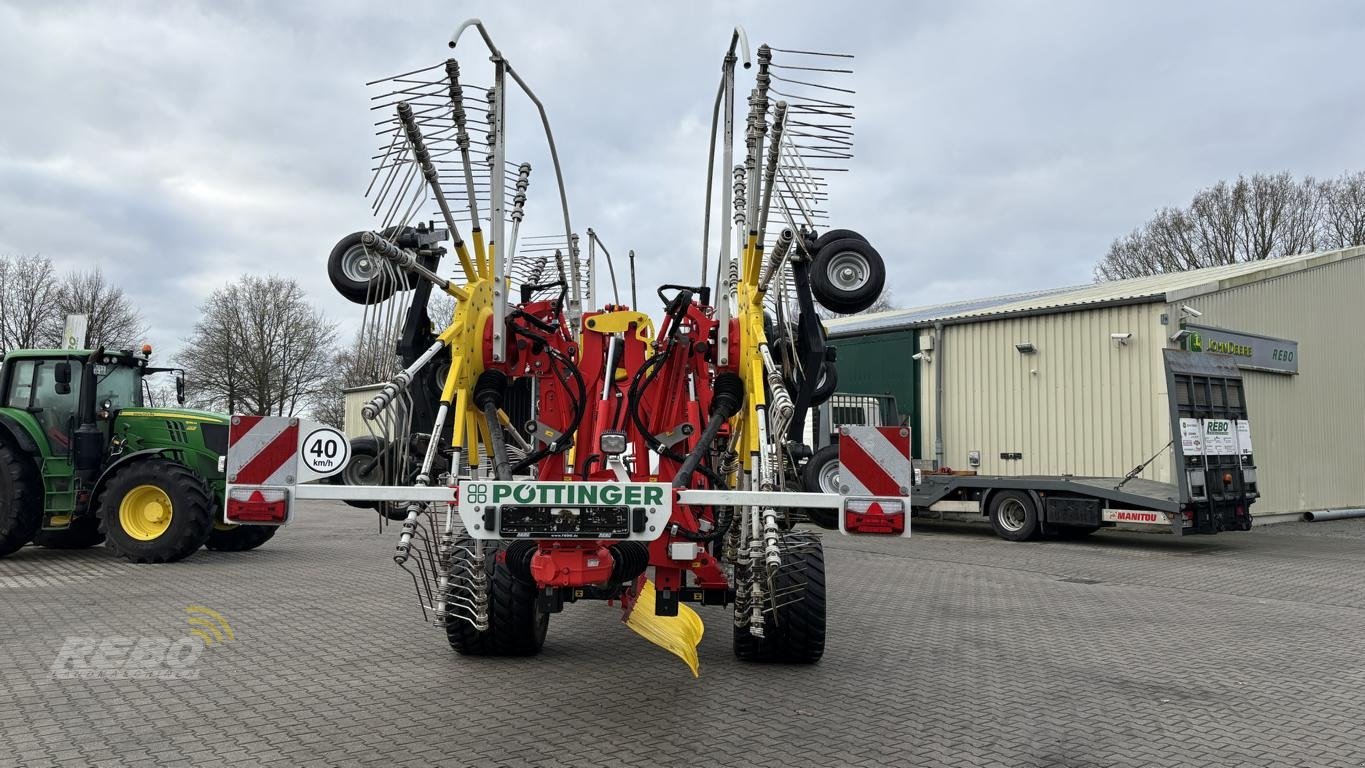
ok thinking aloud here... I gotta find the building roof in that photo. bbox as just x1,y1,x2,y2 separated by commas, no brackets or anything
827,245,1365,335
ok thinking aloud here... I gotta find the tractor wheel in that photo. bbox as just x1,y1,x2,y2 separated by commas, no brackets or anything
800,444,840,529
205,522,277,552
988,490,1040,542
810,238,886,315
328,231,398,305
734,533,827,664
33,514,106,549
446,544,548,656
99,459,214,563
0,444,42,557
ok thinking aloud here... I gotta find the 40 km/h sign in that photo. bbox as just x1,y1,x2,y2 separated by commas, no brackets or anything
300,427,350,477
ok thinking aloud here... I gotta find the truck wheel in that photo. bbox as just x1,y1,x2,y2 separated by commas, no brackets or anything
33,515,106,549
810,238,886,315
734,533,826,663
0,444,42,557
328,232,398,305
205,522,277,552
99,460,214,563
989,491,1040,542
446,545,548,656
801,445,840,529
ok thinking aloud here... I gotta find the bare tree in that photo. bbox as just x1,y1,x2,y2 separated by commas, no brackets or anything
1096,171,1364,280
1320,171,1365,249
178,275,338,417
53,267,146,349
0,254,61,352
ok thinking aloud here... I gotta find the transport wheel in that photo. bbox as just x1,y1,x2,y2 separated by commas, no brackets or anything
734,532,826,664
99,459,214,563
204,522,277,552
801,445,840,529
446,544,548,656
0,445,42,557
811,228,868,253
33,514,105,549
989,490,1040,542
328,231,398,305
810,238,886,315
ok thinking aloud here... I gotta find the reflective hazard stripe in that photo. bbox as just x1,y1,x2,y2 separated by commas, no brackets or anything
840,426,910,496
228,416,298,486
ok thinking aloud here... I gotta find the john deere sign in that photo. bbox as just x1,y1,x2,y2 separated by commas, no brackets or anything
1184,324,1298,375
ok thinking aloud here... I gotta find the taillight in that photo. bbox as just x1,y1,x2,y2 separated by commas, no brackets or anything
842,498,907,536
226,488,289,524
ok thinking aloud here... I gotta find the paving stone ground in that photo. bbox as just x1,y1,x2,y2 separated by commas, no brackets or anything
2,503,1363,768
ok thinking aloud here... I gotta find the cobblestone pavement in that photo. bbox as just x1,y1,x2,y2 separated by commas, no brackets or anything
2,503,1362,768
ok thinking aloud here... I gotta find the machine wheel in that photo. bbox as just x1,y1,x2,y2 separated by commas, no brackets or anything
205,522,277,552
446,545,548,656
734,534,827,664
808,362,838,406
33,514,105,549
98,460,214,563
811,228,869,253
328,231,398,305
335,437,404,518
988,490,1040,542
801,445,840,529
810,238,886,315
0,444,42,557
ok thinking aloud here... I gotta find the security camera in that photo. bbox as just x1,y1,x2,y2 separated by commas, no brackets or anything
1169,328,1193,343
1180,305,1202,318
1110,332,1132,345
911,352,928,361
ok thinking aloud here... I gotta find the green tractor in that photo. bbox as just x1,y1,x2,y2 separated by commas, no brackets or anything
0,346,275,562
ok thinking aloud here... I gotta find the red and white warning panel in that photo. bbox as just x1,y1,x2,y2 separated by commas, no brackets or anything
224,416,348,525
837,425,912,537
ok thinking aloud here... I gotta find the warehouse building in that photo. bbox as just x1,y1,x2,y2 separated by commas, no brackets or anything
826,245,1365,522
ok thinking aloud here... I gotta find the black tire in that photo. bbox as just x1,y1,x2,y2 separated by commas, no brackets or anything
98,459,214,563
0,444,42,557
811,228,868,253
205,523,277,552
328,231,398,305
335,438,404,518
734,533,826,664
988,490,1040,542
810,238,887,315
446,544,548,656
808,362,838,406
801,444,840,530
33,514,105,549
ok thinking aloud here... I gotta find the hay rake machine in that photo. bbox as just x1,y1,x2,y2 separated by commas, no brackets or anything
224,20,906,674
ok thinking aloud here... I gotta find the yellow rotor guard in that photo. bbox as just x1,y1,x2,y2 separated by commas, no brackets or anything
624,580,705,678
118,484,174,541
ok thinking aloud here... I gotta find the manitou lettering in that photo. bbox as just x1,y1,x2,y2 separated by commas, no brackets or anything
1117,511,1158,523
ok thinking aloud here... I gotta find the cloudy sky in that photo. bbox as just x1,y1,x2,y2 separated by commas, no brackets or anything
1,0,1362,356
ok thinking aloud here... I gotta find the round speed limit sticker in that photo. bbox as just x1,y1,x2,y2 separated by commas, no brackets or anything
300,427,350,477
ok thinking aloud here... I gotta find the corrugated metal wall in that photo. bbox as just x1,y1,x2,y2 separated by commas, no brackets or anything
1177,257,1365,516
919,302,1173,481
